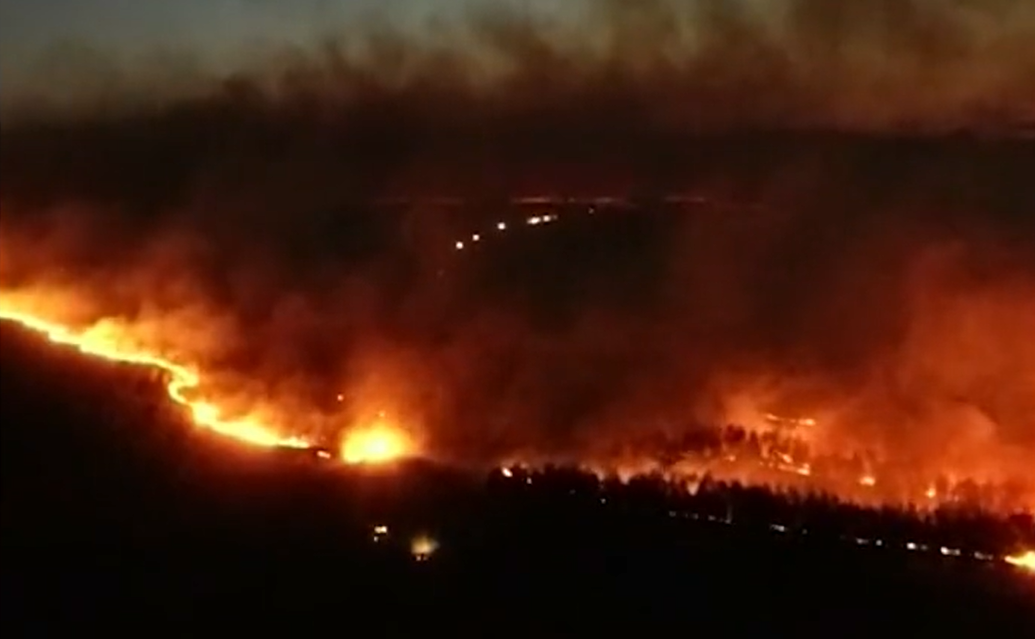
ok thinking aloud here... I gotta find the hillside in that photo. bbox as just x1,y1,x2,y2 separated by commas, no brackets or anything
2,319,1034,635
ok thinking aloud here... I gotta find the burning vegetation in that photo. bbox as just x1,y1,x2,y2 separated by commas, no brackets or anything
1,314,1033,583
1,1,1034,522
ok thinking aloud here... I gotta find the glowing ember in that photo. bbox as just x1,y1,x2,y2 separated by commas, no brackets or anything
1005,550,1035,573
0,308,310,450
341,421,412,465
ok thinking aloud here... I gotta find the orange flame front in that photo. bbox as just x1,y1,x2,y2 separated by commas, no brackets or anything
0,307,310,450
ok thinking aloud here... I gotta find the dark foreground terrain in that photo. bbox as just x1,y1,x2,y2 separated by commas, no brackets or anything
2,320,1034,636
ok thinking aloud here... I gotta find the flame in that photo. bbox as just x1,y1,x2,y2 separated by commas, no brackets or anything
1005,550,1035,573
1,297,1032,513
340,416,413,465
0,303,1031,575
0,307,310,450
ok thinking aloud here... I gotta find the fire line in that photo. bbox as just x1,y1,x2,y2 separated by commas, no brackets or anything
0,307,311,450
0,305,1032,577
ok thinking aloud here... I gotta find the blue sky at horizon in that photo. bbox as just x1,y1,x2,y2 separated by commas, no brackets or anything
0,0,594,101
0,1,572,58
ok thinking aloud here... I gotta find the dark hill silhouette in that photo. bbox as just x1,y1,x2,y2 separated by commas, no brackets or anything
2,319,1034,636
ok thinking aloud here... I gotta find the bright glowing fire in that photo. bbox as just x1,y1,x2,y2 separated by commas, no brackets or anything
0,302,1033,578
1,298,1032,520
0,307,311,450
1005,550,1035,573
341,418,413,464
0,297,422,462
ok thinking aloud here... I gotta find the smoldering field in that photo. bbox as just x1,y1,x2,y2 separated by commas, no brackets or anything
1,0,1034,500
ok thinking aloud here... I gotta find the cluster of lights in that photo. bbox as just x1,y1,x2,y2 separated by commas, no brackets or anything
369,524,439,562
497,466,1035,576
371,508,1035,572
453,213,563,251
369,468,1035,574
444,191,775,253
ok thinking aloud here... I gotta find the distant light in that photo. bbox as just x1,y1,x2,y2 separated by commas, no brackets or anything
411,534,438,561
455,241,464,250
497,221,507,231
859,475,877,487
471,234,480,242
500,467,513,478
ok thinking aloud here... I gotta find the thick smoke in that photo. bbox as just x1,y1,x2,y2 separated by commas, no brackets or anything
1,0,1034,488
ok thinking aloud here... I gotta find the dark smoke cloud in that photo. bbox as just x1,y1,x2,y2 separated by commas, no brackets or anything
1,1,1034,483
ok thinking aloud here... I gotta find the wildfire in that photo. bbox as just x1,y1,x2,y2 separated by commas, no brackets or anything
0,307,310,450
1,302,1032,578
0,300,421,464
1005,550,1035,573
1,299,1032,517
340,416,413,465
